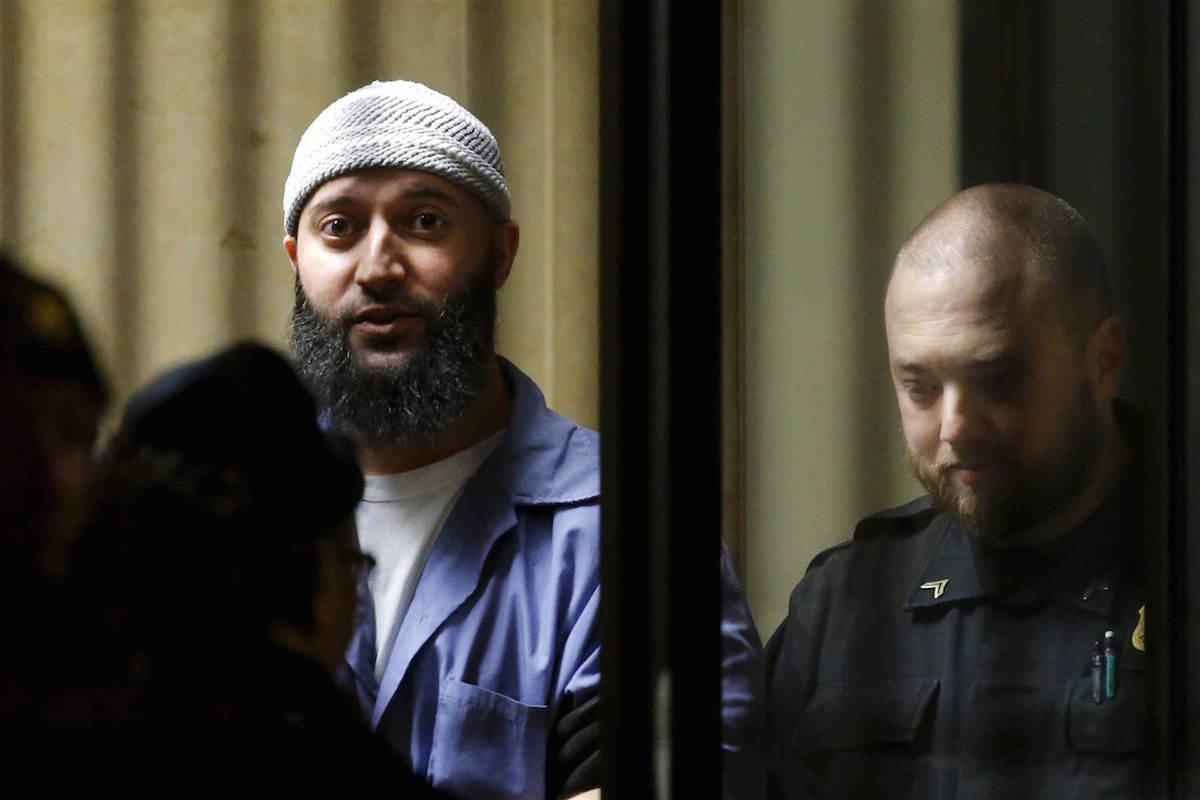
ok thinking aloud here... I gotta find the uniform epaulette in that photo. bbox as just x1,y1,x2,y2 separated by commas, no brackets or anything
852,495,937,542
804,538,855,574
803,497,936,576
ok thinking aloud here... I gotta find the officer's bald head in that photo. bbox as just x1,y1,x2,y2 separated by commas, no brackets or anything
885,184,1127,546
889,184,1112,344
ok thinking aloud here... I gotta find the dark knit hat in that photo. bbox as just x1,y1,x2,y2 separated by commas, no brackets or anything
111,341,362,538
77,342,364,677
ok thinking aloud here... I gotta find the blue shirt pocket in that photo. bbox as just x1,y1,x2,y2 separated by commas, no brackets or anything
430,677,550,800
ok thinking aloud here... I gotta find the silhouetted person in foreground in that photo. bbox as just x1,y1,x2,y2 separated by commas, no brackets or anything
0,253,108,727
56,342,449,795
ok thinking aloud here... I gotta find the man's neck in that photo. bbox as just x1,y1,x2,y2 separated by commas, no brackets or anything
1005,419,1129,549
358,357,513,476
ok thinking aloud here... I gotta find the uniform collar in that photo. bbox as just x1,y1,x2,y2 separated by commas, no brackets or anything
903,516,993,611
903,474,1138,618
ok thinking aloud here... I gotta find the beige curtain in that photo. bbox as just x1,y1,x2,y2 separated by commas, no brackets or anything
0,0,599,430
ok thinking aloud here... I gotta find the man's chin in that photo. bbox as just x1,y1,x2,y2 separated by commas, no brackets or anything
350,346,419,373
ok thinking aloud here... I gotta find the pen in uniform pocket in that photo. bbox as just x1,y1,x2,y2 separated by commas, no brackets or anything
1104,630,1117,700
1091,640,1103,703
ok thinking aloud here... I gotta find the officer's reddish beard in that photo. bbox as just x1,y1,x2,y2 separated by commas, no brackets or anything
904,375,1103,545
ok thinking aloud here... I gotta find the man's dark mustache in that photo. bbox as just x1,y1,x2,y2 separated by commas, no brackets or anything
338,295,443,327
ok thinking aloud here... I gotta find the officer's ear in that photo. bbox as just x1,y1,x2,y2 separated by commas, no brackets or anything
1087,314,1125,400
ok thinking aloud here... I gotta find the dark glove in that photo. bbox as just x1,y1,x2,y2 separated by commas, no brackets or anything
547,694,600,798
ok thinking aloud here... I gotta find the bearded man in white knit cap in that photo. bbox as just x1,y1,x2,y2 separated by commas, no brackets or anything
283,80,764,800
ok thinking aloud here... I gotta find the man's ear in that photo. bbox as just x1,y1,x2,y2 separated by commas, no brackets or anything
1088,314,1126,400
284,235,299,275
491,220,519,290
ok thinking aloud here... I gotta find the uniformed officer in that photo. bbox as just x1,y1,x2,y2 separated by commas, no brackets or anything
766,184,1147,799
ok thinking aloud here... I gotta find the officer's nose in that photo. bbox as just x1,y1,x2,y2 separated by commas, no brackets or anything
939,385,984,449
356,217,407,289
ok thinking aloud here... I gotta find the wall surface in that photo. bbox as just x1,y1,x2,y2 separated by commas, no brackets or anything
739,0,960,634
0,0,599,430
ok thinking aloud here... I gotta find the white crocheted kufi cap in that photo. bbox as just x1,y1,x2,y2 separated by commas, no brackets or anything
283,79,510,236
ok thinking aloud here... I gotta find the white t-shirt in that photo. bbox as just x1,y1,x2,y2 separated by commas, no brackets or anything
357,430,505,679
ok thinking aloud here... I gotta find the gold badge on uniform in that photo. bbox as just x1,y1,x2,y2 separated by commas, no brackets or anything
1132,605,1145,652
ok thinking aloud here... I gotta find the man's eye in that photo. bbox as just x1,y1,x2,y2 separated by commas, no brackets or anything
412,212,444,232
319,216,356,237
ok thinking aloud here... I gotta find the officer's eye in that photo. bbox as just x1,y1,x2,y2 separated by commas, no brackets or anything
974,368,1021,398
318,215,357,238
902,380,938,406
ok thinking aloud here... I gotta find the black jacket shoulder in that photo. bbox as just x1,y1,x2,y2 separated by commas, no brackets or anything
852,495,937,540
800,496,937,576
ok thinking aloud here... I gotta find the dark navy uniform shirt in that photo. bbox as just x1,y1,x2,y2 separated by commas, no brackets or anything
765,479,1147,800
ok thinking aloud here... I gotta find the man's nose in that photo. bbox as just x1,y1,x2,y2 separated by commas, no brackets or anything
356,218,407,287
939,385,984,447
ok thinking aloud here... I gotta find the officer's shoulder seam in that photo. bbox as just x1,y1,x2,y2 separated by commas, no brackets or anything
801,497,937,577
852,495,937,542
804,539,854,575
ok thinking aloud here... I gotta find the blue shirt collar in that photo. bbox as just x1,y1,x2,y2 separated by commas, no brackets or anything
490,356,599,506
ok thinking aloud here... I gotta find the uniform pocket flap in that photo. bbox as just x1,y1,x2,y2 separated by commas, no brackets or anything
1066,674,1146,754
792,677,939,755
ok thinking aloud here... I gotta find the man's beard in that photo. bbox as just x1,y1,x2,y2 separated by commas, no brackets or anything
288,274,496,448
907,379,1103,544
